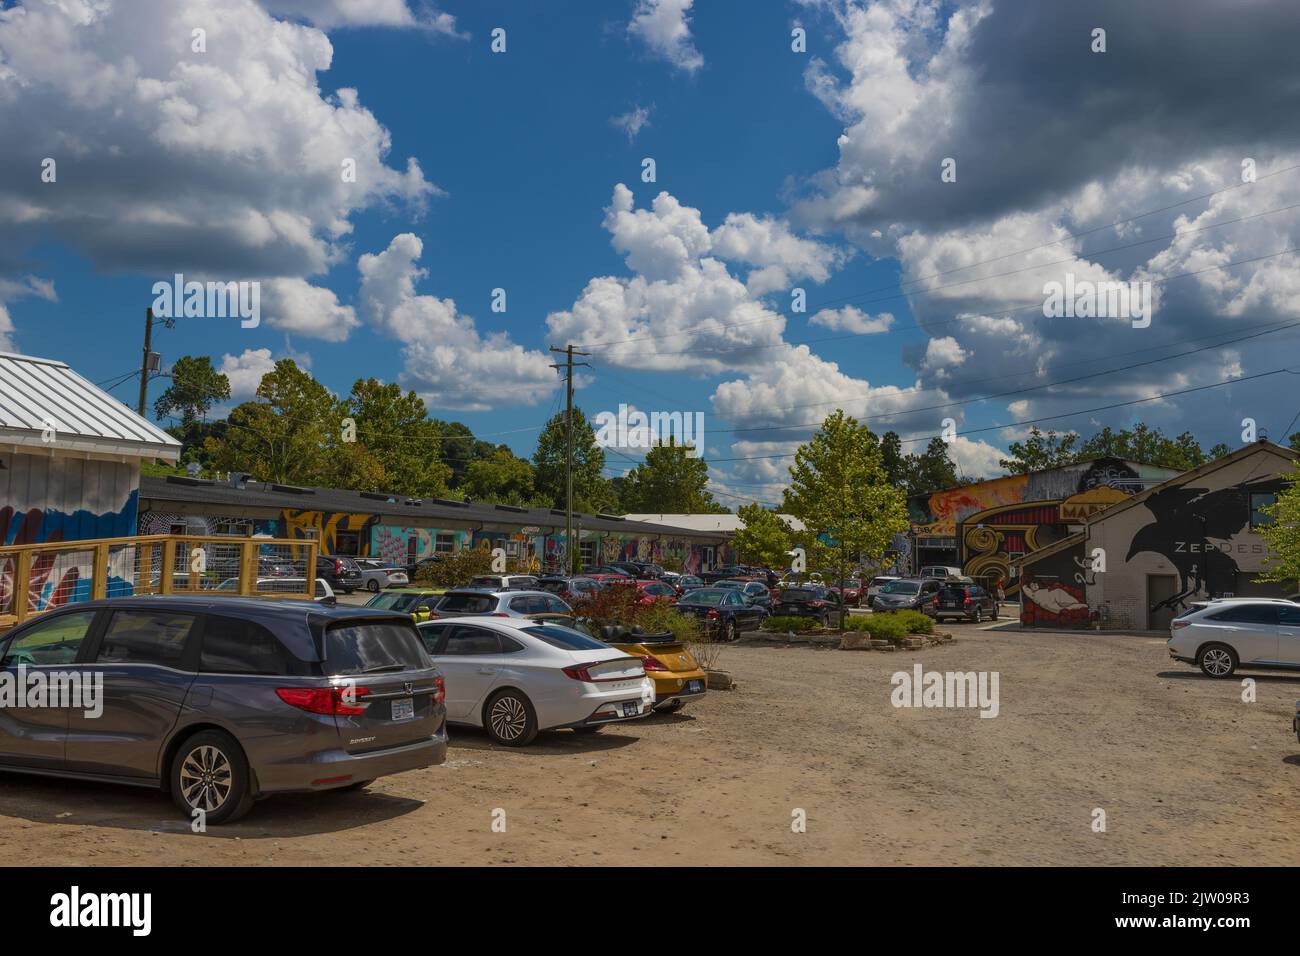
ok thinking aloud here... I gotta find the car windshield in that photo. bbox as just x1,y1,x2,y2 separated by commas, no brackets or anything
882,581,919,594
715,581,744,589
680,590,726,606
366,592,421,611
779,588,817,600
871,577,895,586
521,623,611,651
469,576,503,588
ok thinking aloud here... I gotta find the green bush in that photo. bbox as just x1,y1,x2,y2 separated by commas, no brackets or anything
762,615,820,633
871,615,911,640
893,610,934,635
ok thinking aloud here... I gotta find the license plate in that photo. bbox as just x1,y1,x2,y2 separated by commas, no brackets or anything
687,679,704,693
391,698,414,721
621,702,639,717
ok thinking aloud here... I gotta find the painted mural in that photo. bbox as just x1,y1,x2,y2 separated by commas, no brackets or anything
1125,476,1277,617
1,454,139,545
910,459,1178,596
1021,579,1094,627
140,509,378,557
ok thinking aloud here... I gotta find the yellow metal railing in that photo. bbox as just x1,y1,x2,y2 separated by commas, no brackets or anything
0,534,319,630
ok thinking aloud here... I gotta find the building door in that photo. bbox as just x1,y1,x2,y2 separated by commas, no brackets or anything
1147,574,1180,630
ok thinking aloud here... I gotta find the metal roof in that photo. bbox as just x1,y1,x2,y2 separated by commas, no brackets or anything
139,476,726,539
0,352,181,461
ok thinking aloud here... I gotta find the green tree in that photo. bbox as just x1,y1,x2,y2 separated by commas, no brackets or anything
154,356,230,426
732,503,795,568
999,427,1080,474
880,431,906,486
460,448,542,506
532,407,617,513
1076,424,1207,470
346,378,452,497
902,436,960,496
433,419,507,489
1208,442,1232,460
782,411,909,631
1257,466,1300,587
617,439,728,513
205,359,375,487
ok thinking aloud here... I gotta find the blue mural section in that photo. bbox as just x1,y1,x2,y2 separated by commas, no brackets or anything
0,490,139,545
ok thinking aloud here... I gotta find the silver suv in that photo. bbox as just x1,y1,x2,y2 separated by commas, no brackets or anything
0,597,448,824
1168,598,1300,677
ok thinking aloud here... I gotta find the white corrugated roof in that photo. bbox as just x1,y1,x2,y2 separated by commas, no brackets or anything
0,352,181,461
623,513,807,533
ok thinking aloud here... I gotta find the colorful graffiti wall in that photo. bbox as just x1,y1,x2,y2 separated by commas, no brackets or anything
910,459,1180,595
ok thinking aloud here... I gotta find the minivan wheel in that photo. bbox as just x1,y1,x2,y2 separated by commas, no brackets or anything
170,730,254,825
484,689,539,747
366,579,380,592
1198,644,1238,679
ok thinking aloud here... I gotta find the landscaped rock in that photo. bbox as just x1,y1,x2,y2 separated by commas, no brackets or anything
839,633,872,650
706,669,736,690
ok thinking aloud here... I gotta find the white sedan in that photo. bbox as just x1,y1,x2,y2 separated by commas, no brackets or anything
357,560,410,592
416,617,654,746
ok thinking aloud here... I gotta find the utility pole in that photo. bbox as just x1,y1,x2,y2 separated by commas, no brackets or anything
137,307,154,416
550,345,590,574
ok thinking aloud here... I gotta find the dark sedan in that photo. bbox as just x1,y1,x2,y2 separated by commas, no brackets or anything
674,587,767,641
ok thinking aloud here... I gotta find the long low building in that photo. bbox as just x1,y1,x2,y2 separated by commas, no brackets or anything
138,476,734,573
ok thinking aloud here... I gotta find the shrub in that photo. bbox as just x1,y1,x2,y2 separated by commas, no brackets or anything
638,601,701,642
863,614,910,641
414,547,493,589
893,610,934,635
762,615,819,633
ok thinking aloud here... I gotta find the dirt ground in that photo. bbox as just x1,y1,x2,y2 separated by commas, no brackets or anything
4,620,1300,866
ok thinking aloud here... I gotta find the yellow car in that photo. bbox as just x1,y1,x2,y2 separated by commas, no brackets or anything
363,588,446,622
601,629,708,712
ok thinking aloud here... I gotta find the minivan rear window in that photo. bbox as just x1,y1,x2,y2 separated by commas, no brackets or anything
323,621,431,675
779,589,817,601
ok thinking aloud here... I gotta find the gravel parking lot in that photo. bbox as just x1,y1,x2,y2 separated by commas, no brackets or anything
3,619,1300,866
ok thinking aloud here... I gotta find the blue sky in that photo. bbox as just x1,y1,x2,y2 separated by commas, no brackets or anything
3,0,1299,507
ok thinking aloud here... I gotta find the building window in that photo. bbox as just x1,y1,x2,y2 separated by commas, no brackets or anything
1250,492,1277,529
435,533,456,554
213,521,251,537
580,540,596,567
407,537,419,559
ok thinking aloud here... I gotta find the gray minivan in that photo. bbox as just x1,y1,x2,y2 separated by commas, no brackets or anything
0,597,447,824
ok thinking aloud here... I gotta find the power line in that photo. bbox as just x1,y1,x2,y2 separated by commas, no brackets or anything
694,367,1293,464
714,317,1300,435
586,233,1300,362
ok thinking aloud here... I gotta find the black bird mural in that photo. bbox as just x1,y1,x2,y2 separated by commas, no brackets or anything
1125,479,1274,615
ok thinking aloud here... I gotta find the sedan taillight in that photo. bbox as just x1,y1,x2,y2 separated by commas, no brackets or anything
1171,620,1190,630
277,686,370,716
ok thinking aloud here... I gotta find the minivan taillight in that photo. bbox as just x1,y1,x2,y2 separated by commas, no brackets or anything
432,674,446,706
276,686,370,716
